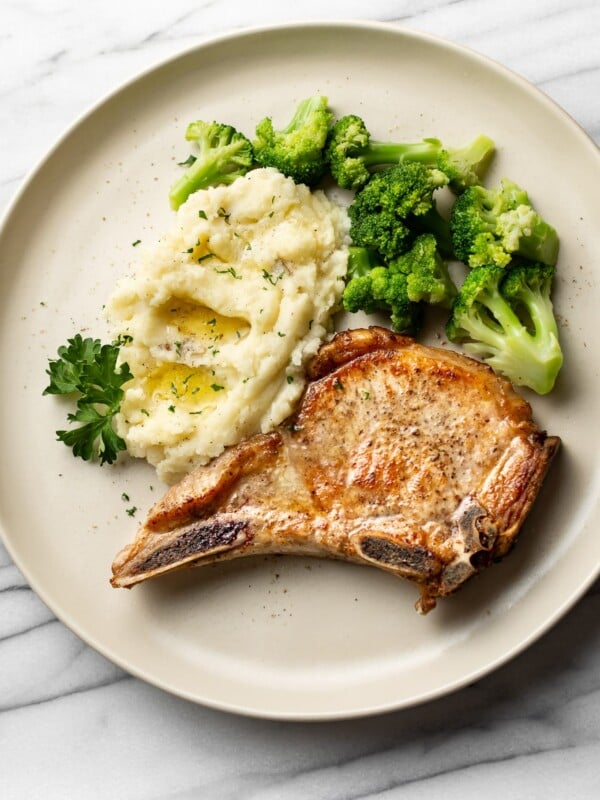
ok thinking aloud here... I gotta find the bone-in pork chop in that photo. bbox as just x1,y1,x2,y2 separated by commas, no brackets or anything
111,327,559,612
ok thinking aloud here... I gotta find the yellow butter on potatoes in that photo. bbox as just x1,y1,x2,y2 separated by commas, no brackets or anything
106,168,350,483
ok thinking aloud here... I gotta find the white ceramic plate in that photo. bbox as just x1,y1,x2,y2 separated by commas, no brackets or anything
1,21,599,720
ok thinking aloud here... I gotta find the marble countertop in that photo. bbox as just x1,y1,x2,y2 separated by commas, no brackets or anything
1,1,599,797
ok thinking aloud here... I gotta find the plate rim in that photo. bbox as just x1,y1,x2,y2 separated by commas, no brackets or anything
1,19,599,721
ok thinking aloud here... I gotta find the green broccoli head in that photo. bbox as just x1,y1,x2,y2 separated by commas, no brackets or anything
381,271,423,334
446,263,563,394
450,179,559,268
342,273,386,316
349,206,413,263
342,250,422,334
253,96,333,186
325,115,372,190
169,121,254,209
325,115,495,192
391,233,456,308
348,162,449,261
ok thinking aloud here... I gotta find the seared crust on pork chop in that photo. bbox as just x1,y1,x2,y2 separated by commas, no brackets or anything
111,327,559,612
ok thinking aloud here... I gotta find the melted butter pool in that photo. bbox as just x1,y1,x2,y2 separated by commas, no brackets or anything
157,300,249,342
143,363,224,411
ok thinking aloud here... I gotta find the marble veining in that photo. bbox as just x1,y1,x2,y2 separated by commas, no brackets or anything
1,1,599,798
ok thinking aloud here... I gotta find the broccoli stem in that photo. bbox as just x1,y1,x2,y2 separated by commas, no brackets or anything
169,162,221,209
284,97,326,133
518,285,555,337
459,314,507,356
513,222,559,266
360,139,441,167
480,286,523,333
347,246,377,278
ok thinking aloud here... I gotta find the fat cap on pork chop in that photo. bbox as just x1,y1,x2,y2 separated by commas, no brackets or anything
111,327,559,612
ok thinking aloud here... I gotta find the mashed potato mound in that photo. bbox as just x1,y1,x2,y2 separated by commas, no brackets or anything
107,168,349,483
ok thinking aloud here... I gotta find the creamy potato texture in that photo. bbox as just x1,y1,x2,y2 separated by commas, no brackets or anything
107,168,349,483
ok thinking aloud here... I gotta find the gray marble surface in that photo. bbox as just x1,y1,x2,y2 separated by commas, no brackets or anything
1,1,599,797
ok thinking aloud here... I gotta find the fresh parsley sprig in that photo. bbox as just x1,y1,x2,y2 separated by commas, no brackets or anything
44,334,133,465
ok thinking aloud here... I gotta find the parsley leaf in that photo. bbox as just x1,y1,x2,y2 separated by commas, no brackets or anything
43,334,102,395
44,335,132,465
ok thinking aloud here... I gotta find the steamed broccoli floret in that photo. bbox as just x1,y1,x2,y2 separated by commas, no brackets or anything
342,235,453,332
169,120,254,209
346,245,379,279
342,248,422,334
253,96,333,186
348,162,449,261
445,263,563,394
325,114,495,191
392,234,456,308
450,179,559,268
